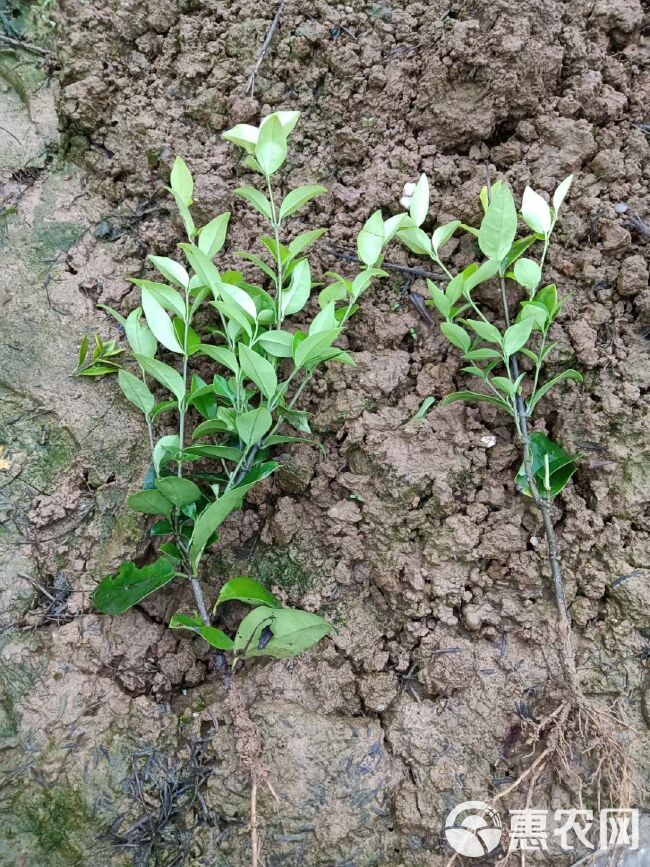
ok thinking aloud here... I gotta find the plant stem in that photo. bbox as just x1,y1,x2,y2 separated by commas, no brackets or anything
190,575,211,624
499,273,578,697
177,289,211,627
178,290,191,477
266,175,284,324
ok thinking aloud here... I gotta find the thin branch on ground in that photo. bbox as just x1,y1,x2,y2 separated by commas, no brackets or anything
328,244,447,281
0,34,52,57
245,3,283,96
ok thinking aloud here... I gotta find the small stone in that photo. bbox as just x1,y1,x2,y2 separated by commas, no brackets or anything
617,254,649,298
327,499,362,523
480,435,497,448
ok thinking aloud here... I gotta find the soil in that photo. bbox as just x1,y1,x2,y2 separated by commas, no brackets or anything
0,0,649,865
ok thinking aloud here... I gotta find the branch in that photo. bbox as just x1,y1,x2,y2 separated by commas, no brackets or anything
328,245,447,281
245,3,283,96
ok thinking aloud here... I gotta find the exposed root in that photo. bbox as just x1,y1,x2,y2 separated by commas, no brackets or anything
444,695,636,867
225,681,274,867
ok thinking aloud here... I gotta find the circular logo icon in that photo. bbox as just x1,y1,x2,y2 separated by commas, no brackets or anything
445,801,502,858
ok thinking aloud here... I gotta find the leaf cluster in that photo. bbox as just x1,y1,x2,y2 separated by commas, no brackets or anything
384,173,581,497
86,112,379,659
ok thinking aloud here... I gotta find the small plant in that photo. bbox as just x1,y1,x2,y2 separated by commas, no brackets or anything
84,110,384,667
384,174,635,824
382,172,582,692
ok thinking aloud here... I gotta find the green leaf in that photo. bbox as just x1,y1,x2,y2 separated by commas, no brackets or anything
125,307,157,357
141,288,184,354
513,257,542,294
257,329,294,358
527,369,583,414
502,319,534,357
234,187,273,221
440,322,471,352
196,343,239,374
521,186,552,235
272,110,301,135
191,419,230,440
118,369,154,415
236,606,333,660
277,405,311,433
179,243,221,294
552,175,573,213
127,489,173,516
279,185,326,220
288,228,327,258
234,250,276,283
170,156,193,206
502,234,538,270
413,396,436,419
233,605,276,658
235,406,273,446
214,577,279,609
239,344,277,400
294,328,340,369
383,212,414,243
357,210,385,267
534,284,559,317
427,281,451,319
183,444,243,462
465,348,501,360
169,613,234,650
155,476,202,507
74,363,121,377
478,183,518,262
432,220,461,256
264,434,316,448
397,227,431,256
515,432,579,497
148,255,189,289
76,333,89,371
131,280,186,318
222,123,258,153
281,258,311,317
198,213,230,258
463,258,500,293
446,272,465,306
153,434,180,474
134,355,185,403
518,301,548,331
409,173,429,227
92,558,175,614
464,319,502,345
255,114,287,176
98,304,127,328
491,376,517,397
170,190,195,240
442,391,514,414
189,483,257,568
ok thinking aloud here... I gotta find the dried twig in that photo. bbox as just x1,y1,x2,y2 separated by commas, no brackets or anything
328,245,446,281
0,34,51,58
245,3,283,96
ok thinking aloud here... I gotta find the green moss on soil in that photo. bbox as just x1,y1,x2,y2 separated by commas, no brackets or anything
213,542,314,596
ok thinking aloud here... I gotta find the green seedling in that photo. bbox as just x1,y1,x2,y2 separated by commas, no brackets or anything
83,111,383,663
384,172,582,694
72,332,124,377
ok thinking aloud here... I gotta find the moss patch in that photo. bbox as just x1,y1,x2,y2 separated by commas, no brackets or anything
213,542,314,597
